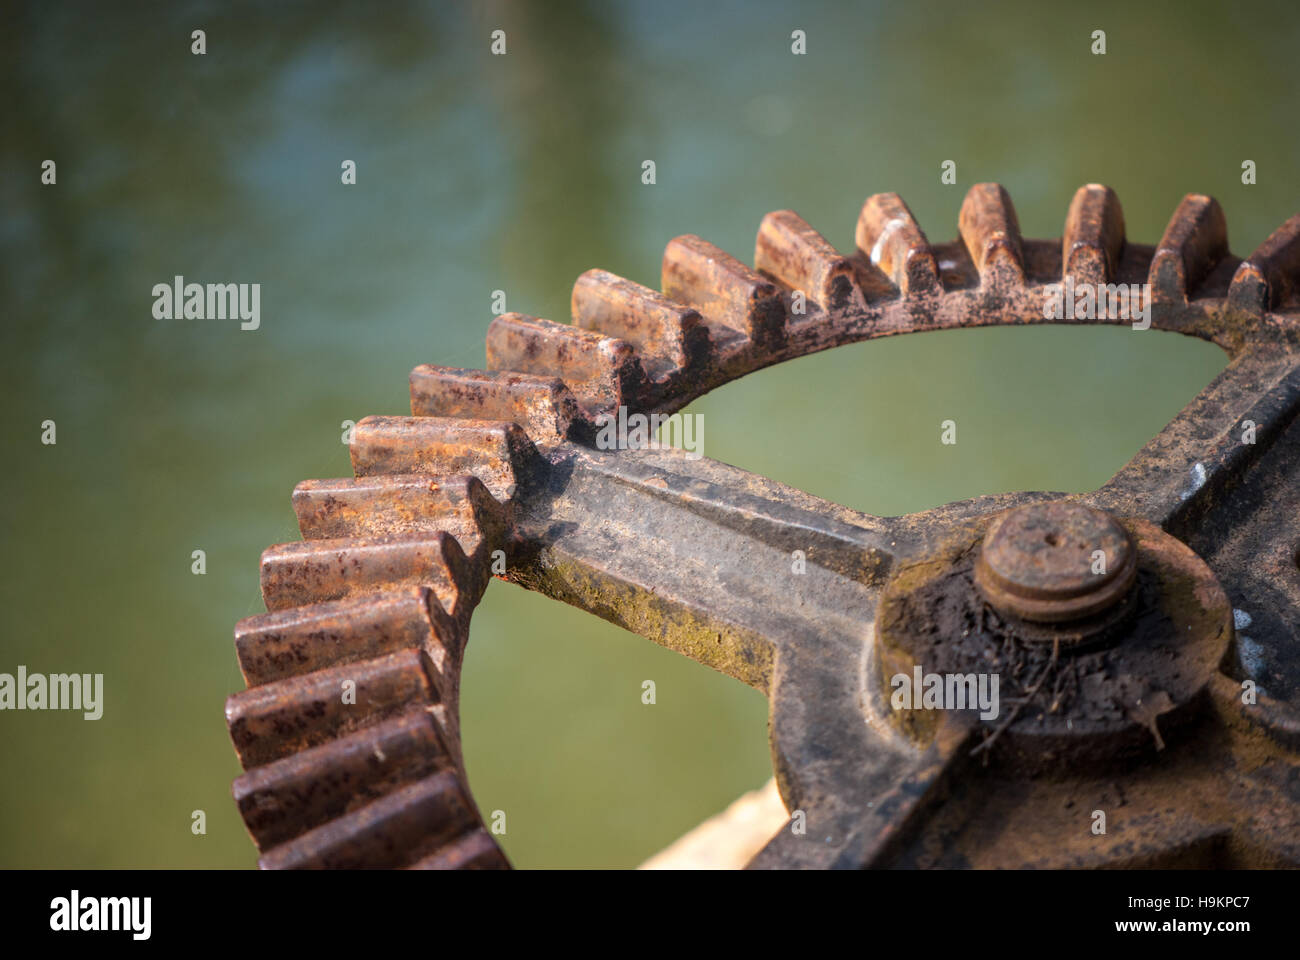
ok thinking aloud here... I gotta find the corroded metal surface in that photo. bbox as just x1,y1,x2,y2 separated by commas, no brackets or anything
225,184,1300,869
974,502,1137,624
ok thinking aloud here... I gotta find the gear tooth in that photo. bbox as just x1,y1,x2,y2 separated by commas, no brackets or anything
233,709,454,851
959,183,1025,289
408,364,582,445
755,209,869,315
292,474,506,553
1063,184,1126,285
571,269,711,374
226,647,441,770
421,703,470,788
1227,213,1300,315
662,234,787,347
855,192,941,299
349,415,538,501
259,532,475,615
1148,194,1229,304
408,828,509,869
256,771,488,869
484,312,642,414
234,586,460,687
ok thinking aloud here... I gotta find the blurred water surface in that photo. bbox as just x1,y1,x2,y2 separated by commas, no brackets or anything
2,0,1294,867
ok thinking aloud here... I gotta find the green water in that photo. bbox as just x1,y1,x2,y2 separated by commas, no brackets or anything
1,0,1293,868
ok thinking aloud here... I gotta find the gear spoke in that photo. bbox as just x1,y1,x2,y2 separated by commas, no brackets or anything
1091,348,1300,533
506,444,901,685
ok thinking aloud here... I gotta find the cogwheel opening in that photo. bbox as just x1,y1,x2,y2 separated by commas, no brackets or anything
458,582,774,868
668,325,1226,518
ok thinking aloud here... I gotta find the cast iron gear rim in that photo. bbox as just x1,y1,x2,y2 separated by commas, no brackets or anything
224,183,1300,869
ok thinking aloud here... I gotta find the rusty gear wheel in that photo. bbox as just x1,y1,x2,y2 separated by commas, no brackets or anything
225,183,1300,869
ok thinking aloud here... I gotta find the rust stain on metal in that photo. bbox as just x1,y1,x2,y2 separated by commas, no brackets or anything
975,502,1137,624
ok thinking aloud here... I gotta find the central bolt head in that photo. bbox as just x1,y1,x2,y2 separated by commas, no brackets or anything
974,502,1136,623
